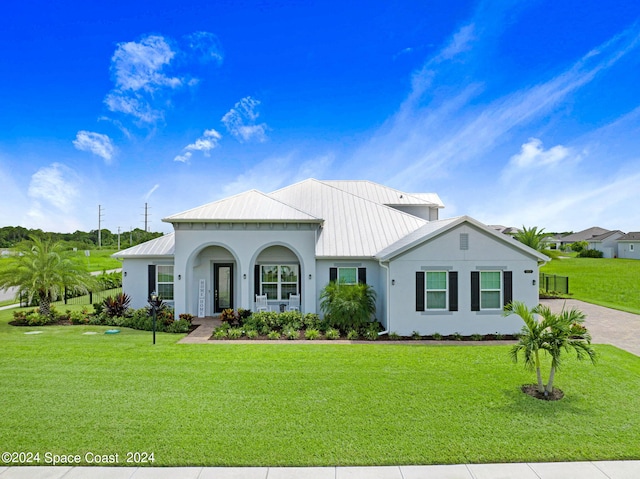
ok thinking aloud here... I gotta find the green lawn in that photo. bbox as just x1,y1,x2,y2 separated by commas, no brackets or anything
1,307,639,466
541,257,640,314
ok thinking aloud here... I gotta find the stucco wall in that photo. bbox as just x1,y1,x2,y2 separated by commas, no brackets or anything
122,257,174,310
385,223,540,335
618,242,640,259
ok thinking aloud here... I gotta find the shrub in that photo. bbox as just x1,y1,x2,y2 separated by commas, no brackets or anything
363,325,379,341
388,331,400,340
27,312,57,326
267,330,281,340
302,313,323,330
578,249,604,258
213,328,228,339
93,302,104,315
245,329,259,339
228,328,243,339
325,328,340,340
451,332,462,341
411,331,422,340
432,332,443,340
69,310,90,325
220,308,237,325
283,328,299,340
320,281,376,331
179,313,194,323
304,328,321,340
102,293,131,318
346,329,359,340
166,319,190,333
471,333,483,341
494,332,505,340
570,240,588,253
237,308,252,324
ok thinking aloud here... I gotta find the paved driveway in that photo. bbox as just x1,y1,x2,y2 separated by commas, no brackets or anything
540,298,640,357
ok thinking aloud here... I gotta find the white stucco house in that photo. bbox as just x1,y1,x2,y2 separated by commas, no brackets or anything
113,179,548,335
617,232,640,259
587,230,625,258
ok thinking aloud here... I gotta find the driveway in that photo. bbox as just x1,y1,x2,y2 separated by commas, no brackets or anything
540,298,640,357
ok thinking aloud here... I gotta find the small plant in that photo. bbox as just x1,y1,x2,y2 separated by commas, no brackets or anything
304,328,321,340
220,308,237,325
494,332,505,340
69,310,90,325
245,329,259,339
451,332,462,341
432,332,443,340
179,313,194,323
364,328,378,341
93,302,104,315
346,329,359,340
166,319,190,333
411,330,422,340
471,333,483,341
102,292,131,318
325,328,340,340
237,308,252,325
267,330,281,340
228,328,243,339
388,331,400,340
283,328,299,340
213,328,228,339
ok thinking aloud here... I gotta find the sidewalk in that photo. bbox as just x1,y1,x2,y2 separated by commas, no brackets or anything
1,461,639,478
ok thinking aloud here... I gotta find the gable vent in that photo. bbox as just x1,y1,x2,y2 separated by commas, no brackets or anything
460,233,469,250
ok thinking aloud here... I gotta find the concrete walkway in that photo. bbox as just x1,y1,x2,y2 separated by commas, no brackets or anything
1,461,639,478
540,298,640,356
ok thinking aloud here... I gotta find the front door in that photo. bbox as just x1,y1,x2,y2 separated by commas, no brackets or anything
214,263,233,313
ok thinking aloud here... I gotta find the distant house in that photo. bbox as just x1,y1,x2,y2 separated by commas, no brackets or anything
617,232,640,260
113,179,548,335
556,227,611,250
588,230,625,258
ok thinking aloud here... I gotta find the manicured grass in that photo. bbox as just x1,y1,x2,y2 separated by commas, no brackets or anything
541,257,640,314
0,248,121,274
1,307,639,466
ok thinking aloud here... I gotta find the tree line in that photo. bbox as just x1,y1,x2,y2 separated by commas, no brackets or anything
0,226,163,249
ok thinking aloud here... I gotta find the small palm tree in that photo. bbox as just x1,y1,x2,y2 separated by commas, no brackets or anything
320,281,376,331
0,237,96,316
506,301,596,396
512,226,552,252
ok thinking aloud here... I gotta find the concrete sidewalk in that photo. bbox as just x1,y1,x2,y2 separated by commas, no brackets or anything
1,461,639,478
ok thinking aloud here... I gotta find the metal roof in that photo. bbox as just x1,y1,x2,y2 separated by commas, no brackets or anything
112,232,175,258
163,189,322,223
270,179,427,257
322,180,443,207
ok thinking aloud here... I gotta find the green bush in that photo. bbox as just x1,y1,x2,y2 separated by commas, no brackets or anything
325,328,340,340
411,331,422,340
304,328,320,340
432,332,443,340
363,324,379,341
178,313,194,323
213,328,228,339
471,333,483,341
69,309,90,325
578,249,604,258
346,329,359,340
227,328,243,339
245,329,259,339
102,292,131,318
388,331,400,340
283,328,299,340
166,319,190,333
267,330,281,340
320,281,376,331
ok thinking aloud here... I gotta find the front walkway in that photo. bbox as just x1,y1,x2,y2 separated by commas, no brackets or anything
540,299,640,356
1,461,639,478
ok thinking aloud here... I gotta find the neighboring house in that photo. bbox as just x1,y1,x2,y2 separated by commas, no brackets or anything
556,227,611,250
113,179,548,335
617,232,640,260
587,230,625,258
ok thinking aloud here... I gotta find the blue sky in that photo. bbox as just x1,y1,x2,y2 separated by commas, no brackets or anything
2,0,640,235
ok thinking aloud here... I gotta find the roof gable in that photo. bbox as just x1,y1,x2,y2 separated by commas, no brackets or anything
560,227,610,243
162,189,322,223
112,232,175,258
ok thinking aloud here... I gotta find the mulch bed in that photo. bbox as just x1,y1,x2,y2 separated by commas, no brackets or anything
521,384,564,401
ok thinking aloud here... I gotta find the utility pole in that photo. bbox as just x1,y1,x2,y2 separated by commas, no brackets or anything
98,205,104,249
117,226,121,250
129,226,133,245
142,203,151,232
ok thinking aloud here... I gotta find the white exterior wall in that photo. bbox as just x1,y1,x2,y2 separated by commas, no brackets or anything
589,233,623,258
385,224,540,336
172,223,318,316
618,242,640,259
121,257,174,310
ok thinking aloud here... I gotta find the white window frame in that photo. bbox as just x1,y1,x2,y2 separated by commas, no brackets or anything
157,265,174,302
630,244,635,252
480,271,502,310
425,271,448,310
337,267,358,285
261,264,299,301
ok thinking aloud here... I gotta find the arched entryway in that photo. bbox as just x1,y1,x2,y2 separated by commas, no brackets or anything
191,245,238,315
254,245,302,311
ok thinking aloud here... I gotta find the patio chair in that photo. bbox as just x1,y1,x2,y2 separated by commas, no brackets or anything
288,293,300,311
255,294,269,312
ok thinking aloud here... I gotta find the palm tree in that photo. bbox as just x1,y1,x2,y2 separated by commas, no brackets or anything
512,226,552,252
0,236,96,316
506,301,596,396
320,281,377,331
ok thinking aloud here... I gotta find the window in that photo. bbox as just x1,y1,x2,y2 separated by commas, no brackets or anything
480,271,501,309
426,271,447,310
261,265,298,300
338,267,357,285
157,265,174,301
631,244,635,252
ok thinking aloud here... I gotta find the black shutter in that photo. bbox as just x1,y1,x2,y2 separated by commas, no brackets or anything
358,267,367,284
254,264,260,297
471,271,480,311
416,271,425,312
448,271,458,311
329,267,338,282
298,265,302,302
148,264,156,299
503,271,513,308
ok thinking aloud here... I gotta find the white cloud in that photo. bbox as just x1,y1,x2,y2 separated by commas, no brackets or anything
174,152,192,163
185,129,222,154
104,92,162,123
28,163,79,210
221,97,268,142
73,131,116,163
437,23,476,61
144,184,160,201
185,31,224,65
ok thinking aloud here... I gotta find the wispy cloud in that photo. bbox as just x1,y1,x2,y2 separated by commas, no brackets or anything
174,129,222,163
221,97,268,142
73,131,116,163
185,31,224,65
28,163,79,210
144,184,160,201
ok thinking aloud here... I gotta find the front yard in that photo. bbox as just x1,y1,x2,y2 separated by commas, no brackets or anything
1,306,639,466
541,257,640,314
